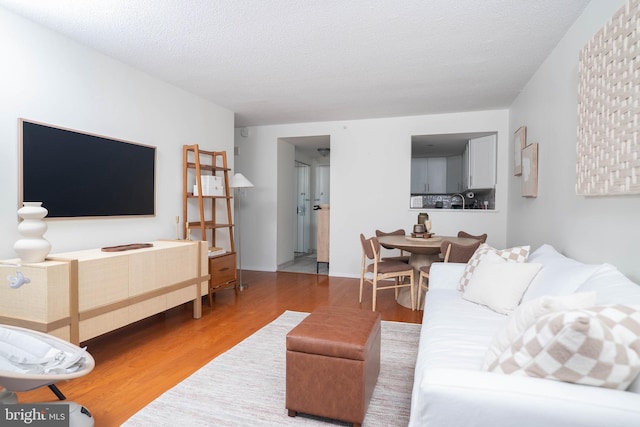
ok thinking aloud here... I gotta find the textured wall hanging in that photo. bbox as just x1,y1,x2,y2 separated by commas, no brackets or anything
576,0,640,196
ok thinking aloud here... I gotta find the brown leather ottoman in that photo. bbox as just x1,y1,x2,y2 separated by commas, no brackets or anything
286,306,381,427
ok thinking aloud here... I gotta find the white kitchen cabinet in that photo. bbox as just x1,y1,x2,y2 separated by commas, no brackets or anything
411,157,446,193
427,157,447,193
411,158,428,193
464,135,496,190
446,155,463,192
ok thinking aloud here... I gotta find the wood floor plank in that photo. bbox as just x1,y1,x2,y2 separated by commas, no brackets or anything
15,271,423,426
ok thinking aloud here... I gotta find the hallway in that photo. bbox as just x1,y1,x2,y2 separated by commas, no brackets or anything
278,252,328,275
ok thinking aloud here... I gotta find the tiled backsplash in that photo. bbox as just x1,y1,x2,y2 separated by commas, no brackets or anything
412,189,495,209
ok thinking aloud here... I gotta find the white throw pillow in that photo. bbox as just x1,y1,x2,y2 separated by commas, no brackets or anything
576,263,640,305
489,305,640,390
458,243,531,292
483,292,597,370
521,244,601,303
462,252,542,314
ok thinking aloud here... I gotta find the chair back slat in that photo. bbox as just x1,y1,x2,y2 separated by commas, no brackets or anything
441,241,452,262
360,234,378,260
441,240,482,263
457,231,488,243
370,237,381,259
375,229,405,237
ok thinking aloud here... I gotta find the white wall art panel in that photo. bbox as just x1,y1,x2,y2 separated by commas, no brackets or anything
576,0,640,196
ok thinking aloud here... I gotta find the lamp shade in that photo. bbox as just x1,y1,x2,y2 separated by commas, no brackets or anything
229,173,254,188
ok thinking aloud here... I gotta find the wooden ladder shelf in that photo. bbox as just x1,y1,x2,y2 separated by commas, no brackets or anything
182,145,237,301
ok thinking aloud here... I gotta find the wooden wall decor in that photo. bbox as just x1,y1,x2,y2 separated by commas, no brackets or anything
522,143,538,198
513,126,526,176
576,0,640,196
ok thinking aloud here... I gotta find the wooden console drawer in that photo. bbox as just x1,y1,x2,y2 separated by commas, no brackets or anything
209,252,237,291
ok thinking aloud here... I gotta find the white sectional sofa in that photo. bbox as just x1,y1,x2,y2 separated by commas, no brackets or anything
409,244,640,427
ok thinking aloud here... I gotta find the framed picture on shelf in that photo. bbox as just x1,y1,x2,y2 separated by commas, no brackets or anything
521,143,538,198
513,126,526,176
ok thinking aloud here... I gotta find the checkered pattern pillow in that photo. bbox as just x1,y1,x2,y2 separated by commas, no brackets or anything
488,305,640,390
482,292,597,370
458,244,530,292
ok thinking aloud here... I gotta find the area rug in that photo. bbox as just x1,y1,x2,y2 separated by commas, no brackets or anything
123,310,421,426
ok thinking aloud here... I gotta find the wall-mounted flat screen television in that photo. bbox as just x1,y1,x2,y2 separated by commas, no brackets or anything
19,119,156,218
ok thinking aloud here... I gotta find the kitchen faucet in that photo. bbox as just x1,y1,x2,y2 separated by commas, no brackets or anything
452,193,465,209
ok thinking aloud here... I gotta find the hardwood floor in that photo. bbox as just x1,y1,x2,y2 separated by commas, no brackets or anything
16,270,423,426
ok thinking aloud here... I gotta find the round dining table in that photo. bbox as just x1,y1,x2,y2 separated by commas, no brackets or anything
377,234,478,309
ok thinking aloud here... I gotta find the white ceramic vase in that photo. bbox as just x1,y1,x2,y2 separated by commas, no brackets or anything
14,201,51,263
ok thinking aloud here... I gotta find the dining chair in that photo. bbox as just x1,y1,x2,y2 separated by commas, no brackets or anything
375,229,410,263
417,239,482,308
457,230,488,243
360,234,415,311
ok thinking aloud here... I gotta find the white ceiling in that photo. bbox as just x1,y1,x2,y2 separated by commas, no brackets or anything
412,132,496,157
0,0,590,128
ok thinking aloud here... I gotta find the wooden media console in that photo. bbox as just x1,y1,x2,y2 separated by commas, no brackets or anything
0,240,209,344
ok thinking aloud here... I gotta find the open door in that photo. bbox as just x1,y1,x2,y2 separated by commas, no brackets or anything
295,161,311,254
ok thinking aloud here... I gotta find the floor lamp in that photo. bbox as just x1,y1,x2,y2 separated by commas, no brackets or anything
230,172,254,290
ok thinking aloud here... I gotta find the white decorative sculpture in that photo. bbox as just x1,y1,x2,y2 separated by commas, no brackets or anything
14,202,51,263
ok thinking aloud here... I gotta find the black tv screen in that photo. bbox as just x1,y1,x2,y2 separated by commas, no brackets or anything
19,119,156,218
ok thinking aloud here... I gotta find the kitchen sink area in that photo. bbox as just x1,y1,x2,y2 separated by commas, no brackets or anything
410,132,497,211
410,189,495,210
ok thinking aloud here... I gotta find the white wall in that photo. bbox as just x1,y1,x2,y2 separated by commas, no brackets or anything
276,140,295,266
235,110,509,277
0,7,234,259
508,0,640,282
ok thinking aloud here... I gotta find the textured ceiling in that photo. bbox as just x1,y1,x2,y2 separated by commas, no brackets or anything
0,0,590,127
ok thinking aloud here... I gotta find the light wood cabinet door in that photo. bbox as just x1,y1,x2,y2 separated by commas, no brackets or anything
317,208,329,263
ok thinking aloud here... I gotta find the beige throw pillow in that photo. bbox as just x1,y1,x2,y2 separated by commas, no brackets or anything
489,305,640,390
483,292,598,370
458,243,530,292
462,252,542,314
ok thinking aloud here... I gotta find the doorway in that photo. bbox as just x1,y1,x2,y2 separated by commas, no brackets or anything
295,161,311,255
277,135,330,275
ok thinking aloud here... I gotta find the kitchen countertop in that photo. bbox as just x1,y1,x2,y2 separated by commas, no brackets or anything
409,208,497,212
